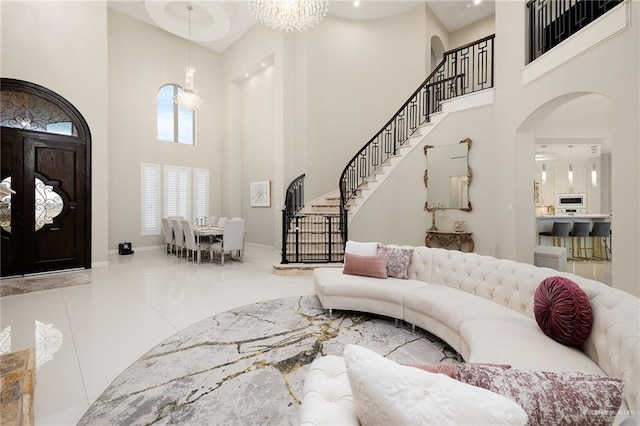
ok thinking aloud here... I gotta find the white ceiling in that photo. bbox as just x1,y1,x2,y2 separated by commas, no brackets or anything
107,0,496,53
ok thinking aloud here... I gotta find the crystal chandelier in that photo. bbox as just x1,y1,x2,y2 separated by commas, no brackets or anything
174,5,205,111
247,0,329,32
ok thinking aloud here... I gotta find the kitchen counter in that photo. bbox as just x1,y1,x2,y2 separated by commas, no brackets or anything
536,216,613,259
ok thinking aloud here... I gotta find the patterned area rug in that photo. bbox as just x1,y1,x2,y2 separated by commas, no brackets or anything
0,272,90,297
79,295,460,425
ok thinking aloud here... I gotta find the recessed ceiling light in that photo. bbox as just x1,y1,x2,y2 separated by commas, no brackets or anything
354,0,360,7
474,0,482,4
261,62,265,67
245,73,249,77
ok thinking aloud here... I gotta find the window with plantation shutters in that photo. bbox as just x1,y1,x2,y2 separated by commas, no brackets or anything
193,168,209,222
164,165,191,221
141,163,161,236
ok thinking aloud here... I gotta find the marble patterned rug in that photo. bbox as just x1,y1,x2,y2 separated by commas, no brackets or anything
0,272,90,297
78,295,459,425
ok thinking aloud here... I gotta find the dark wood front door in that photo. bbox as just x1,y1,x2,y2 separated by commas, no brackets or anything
1,128,87,276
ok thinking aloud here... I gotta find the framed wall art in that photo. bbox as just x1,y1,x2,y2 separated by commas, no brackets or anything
250,180,271,207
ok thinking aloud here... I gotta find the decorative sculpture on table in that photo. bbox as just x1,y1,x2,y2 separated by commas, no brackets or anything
424,202,446,231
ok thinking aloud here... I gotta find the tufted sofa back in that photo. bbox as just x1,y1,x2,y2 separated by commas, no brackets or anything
406,246,639,412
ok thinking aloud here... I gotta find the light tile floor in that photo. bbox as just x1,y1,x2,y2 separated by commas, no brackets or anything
0,247,612,425
0,245,315,425
567,259,612,286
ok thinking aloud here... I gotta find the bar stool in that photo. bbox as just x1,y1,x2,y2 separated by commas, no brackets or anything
589,221,611,260
569,222,591,260
538,222,571,248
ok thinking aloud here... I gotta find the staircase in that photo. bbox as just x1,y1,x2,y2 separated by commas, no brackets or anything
278,35,496,269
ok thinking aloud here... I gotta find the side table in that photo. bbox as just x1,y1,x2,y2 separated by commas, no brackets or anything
425,230,474,252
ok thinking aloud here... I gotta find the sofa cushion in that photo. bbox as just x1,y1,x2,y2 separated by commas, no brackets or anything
534,276,593,347
377,244,414,279
403,284,527,333
313,268,425,320
456,364,624,426
343,253,388,279
314,268,424,302
343,344,528,426
300,355,358,426
460,319,606,375
345,240,379,256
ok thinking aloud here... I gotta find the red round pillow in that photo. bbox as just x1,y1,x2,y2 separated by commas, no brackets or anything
534,276,593,346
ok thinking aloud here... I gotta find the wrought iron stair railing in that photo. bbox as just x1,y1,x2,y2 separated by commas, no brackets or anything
281,173,344,264
339,34,495,244
281,173,305,263
527,0,624,63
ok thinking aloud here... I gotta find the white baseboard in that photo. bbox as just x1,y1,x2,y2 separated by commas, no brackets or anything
91,261,109,268
244,242,276,251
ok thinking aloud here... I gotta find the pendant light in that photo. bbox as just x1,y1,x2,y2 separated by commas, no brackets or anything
173,5,206,112
567,145,574,186
540,145,547,185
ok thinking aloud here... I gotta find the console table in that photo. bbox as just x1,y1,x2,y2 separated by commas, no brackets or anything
425,230,474,252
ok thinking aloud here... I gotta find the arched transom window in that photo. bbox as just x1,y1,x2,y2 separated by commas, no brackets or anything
157,84,194,145
0,91,78,136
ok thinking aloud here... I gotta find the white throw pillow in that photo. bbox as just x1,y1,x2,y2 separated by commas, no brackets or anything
342,345,528,426
345,241,379,256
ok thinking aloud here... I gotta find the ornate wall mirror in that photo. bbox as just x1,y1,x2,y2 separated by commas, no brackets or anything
424,138,472,211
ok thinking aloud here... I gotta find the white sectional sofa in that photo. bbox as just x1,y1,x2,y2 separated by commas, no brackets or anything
308,245,639,424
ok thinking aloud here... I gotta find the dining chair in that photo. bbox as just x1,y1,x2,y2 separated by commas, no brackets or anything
217,217,229,227
210,219,245,266
181,220,211,263
207,216,219,226
171,219,186,258
161,218,174,254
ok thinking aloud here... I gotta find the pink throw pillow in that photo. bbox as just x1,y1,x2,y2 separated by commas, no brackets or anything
343,253,388,279
457,364,624,426
534,276,593,346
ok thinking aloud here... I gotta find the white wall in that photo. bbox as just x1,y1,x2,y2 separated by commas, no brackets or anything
304,7,430,201
449,15,496,49
221,24,294,248
350,104,496,254
240,65,276,246
107,10,222,251
1,1,110,266
494,1,639,295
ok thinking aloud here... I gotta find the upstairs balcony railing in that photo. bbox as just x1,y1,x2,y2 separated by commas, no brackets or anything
338,34,495,244
527,0,624,63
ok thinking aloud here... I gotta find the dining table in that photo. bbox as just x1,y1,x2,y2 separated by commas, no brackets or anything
193,225,224,263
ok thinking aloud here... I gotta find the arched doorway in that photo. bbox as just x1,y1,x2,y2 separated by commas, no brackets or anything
517,92,612,281
1,78,91,276
430,35,445,72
